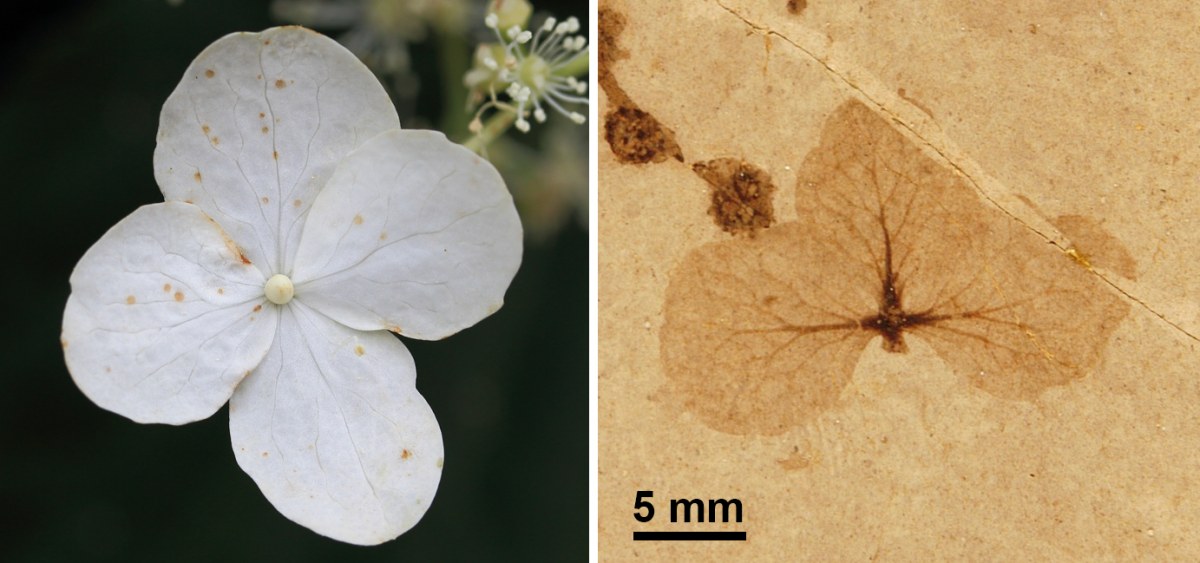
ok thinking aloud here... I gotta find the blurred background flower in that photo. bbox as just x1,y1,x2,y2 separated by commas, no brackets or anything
0,0,587,561
490,118,588,242
271,0,472,114
270,0,589,242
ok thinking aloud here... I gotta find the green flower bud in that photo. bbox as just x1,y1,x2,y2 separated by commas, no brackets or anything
486,0,532,32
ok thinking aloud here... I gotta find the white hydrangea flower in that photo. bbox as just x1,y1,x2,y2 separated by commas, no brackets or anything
60,27,522,545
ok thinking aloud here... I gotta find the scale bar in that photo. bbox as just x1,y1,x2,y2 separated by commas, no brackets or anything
633,531,746,541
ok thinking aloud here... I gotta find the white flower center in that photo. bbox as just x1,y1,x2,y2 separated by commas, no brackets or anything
518,55,550,96
264,274,294,305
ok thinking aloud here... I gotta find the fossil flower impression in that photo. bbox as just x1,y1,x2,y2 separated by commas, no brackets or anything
661,100,1128,436
60,27,522,544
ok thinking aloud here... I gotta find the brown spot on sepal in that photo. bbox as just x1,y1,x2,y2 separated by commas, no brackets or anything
126,295,136,305
253,304,262,312
193,172,202,182
693,158,776,236
274,79,286,89
401,449,412,459
174,291,184,302
786,0,806,15
204,214,252,265
204,69,215,78
604,107,685,164
660,100,1129,436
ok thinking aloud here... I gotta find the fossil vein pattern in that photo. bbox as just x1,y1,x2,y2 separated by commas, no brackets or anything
661,100,1129,435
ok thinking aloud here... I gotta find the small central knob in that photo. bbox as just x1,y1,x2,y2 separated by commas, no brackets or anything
264,274,294,305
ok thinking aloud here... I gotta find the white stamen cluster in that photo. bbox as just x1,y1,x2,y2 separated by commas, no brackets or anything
472,13,589,136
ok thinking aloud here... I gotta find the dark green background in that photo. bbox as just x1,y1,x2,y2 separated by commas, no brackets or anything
0,1,587,561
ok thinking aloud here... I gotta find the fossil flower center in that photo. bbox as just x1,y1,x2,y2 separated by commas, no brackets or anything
264,274,294,305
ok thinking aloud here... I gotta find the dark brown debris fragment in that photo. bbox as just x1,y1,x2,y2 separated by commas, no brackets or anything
604,106,685,164
692,158,776,236
786,0,807,15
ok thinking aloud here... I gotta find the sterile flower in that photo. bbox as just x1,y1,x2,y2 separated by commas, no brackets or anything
60,27,522,545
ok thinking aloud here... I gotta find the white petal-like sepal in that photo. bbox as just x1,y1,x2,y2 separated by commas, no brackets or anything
291,130,523,340
62,202,277,424
154,26,400,277
229,302,443,545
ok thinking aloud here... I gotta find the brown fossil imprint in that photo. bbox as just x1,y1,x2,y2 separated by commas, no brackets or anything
661,100,1129,436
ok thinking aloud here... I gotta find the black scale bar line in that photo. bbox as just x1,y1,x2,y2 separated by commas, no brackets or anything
633,531,746,541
